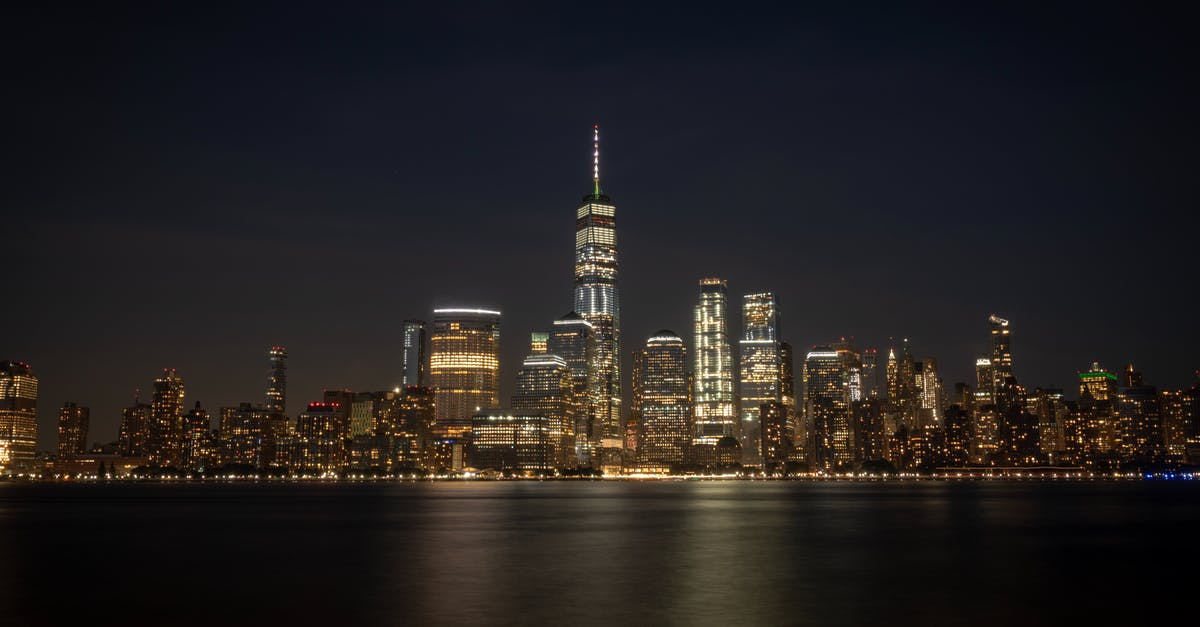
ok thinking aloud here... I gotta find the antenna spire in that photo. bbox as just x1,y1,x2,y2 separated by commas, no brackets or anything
592,123,600,196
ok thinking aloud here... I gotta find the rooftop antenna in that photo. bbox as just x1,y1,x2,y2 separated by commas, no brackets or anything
593,123,601,197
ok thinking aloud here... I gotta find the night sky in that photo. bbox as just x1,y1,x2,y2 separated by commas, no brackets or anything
7,2,1198,448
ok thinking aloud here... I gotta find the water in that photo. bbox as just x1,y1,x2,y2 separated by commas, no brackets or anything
1,481,1195,626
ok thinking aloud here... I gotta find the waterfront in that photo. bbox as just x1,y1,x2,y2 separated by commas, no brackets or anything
2,481,1196,626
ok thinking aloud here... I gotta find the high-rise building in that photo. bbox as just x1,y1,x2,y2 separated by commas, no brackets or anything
572,125,622,450
693,278,736,449
738,292,781,465
429,308,501,438
529,332,549,355
989,315,1014,398
511,353,577,467
759,401,793,470
974,358,996,406
779,341,796,409
266,346,288,414
469,410,559,473
56,402,89,461
805,342,860,471
550,312,599,461
915,358,943,427
0,361,38,472
119,395,152,458
295,401,350,473
636,331,691,470
148,368,185,467
181,401,216,470
219,403,270,467
401,320,427,387
1114,363,1162,462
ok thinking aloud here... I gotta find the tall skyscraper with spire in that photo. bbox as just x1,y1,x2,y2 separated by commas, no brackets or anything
573,124,622,452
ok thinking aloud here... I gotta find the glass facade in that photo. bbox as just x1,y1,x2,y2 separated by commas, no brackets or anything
572,126,621,450
0,361,38,472
511,354,577,467
550,313,599,461
401,319,427,387
693,278,735,446
738,292,781,464
636,331,690,468
430,308,501,438
804,342,860,471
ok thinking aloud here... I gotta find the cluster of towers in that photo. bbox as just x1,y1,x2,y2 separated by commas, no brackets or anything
4,127,1200,477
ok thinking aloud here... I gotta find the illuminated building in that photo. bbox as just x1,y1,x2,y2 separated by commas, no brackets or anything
295,401,350,473
0,360,38,472
693,278,736,449
550,312,599,461
943,404,971,466
759,401,793,469
1114,363,1162,462
148,368,185,467
804,342,860,471
394,386,436,470
401,320,427,387
738,292,781,465
914,358,943,427
851,398,886,465
636,331,691,469
118,398,152,457
974,358,995,406
628,348,643,454
1158,389,1188,461
888,340,920,427
1184,377,1200,463
779,342,796,408
529,332,549,355
429,308,501,438
181,402,217,470
989,315,1014,399
350,392,380,437
1079,362,1118,401
56,402,89,461
266,346,287,414
1029,387,1066,457
468,410,558,473
572,125,622,452
219,403,270,467
861,348,880,398
971,405,1000,464
511,353,577,467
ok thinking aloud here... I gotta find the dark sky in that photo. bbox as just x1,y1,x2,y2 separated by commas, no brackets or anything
6,2,1198,448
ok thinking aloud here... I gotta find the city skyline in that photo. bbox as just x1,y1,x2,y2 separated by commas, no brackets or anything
7,4,1199,458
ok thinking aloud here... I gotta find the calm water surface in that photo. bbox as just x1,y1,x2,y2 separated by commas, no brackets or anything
1,481,1196,626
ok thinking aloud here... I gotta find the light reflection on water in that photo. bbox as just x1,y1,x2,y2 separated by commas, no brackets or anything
1,481,1195,626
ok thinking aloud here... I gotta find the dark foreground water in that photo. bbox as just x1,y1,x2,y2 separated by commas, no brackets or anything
1,481,1196,626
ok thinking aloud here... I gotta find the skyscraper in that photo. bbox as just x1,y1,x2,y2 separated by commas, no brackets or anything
119,395,152,458
636,331,691,469
804,342,860,471
56,402,89,461
989,314,1014,397
511,353,577,466
572,125,621,449
266,346,288,414
974,358,996,406
550,312,599,461
0,361,38,473
401,320,427,387
738,292,782,465
429,308,501,438
148,368,185,467
693,278,736,449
